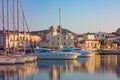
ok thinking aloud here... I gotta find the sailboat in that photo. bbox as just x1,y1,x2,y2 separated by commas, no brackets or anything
14,0,36,63
35,8,80,59
0,0,16,65
0,0,36,64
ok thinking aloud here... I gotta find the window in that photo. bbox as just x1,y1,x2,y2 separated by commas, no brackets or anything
62,50,71,52
64,37,66,40
68,43,70,46
10,37,12,41
52,43,54,45
37,50,50,52
97,34,98,37
102,34,104,37
74,49,80,51
23,37,25,40
20,37,22,40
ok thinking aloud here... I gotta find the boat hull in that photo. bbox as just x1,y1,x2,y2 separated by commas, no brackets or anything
25,55,34,62
15,57,26,64
0,57,16,65
36,52,80,60
80,53,94,57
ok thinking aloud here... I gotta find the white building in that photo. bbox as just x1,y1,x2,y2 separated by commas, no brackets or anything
86,33,95,40
40,26,75,49
95,32,106,40
0,32,32,49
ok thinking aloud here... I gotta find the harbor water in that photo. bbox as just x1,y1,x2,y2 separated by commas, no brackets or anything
0,54,120,80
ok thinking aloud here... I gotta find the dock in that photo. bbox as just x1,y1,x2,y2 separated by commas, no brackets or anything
99,50,120,55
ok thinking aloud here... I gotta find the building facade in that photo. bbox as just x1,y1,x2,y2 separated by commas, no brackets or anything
39,26,75,49
75,33,100,51
0,32,41,49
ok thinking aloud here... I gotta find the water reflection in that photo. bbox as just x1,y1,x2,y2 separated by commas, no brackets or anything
1,55,120,80
0,62,38,80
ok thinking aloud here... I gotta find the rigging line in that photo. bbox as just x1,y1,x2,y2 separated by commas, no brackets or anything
12,0,18,32
13,0,15,31
17,0,19,32
19,0,34,52
0,12,2,27
9,0,17,31
7,0,10,53
7,0,9,31
2,0,5,32
19,0,30,32
13,0,16,54
18,3,25,32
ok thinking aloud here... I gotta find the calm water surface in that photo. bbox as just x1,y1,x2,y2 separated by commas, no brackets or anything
0,55,120,80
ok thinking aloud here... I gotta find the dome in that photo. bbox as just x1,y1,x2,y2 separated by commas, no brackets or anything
49,26,57,33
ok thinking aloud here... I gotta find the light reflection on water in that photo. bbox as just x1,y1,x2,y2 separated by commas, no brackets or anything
0,55,120,80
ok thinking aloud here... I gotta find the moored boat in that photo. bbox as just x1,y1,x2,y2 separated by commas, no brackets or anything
0,56,16,65
15,56,26,64
62,47,94,57
25,55,34,62
35,48,80,60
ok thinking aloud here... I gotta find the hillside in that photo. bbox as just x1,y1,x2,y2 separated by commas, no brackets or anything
30,28,76,35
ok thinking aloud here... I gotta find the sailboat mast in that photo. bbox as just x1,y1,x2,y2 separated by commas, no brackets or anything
2,0,5,32
23,12,26,54
59,8,61,50
2,0,5,52
7,0,10,53
59,8,61,26
17,0,20,48
7,0,9,31
13,0,15,54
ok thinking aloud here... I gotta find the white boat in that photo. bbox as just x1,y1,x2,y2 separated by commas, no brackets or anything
35,9,80,60
62,47,94,57
35,48,80,60
28,54,37,61
0,56,16,65
13,54,34,63
15,56,26,64
24,55,34,62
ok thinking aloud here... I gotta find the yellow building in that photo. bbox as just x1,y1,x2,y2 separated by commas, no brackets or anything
40,33,74,49
75,33,100,51
85,40,100,51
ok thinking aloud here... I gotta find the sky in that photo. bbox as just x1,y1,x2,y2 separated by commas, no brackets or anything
20,0,120,33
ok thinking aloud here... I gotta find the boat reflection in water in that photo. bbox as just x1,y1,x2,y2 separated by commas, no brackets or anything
35,55,120,80
1,55,120,80
0,62,38,80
